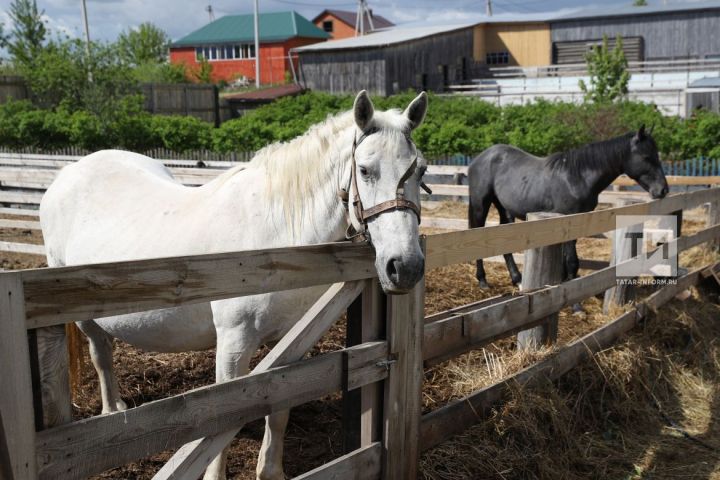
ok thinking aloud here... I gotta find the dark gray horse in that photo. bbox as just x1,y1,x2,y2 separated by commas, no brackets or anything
468,126,669,289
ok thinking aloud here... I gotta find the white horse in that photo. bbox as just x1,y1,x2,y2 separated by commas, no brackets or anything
40,90,428,480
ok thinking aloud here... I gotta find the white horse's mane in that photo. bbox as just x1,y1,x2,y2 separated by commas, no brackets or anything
220,107,413,234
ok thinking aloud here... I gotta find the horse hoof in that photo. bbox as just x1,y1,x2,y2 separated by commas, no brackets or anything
572,303,585,315
511,275,522,286
477,279,490,289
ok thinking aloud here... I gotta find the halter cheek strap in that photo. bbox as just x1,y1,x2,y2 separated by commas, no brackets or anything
339,129,423,243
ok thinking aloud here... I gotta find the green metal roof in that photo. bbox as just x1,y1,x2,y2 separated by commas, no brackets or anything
172,11,329,47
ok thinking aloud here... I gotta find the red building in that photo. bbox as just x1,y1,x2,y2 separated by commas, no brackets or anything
312,9,395,40
170,11,329,85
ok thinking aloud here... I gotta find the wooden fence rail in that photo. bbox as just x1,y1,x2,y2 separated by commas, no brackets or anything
0,182,718,479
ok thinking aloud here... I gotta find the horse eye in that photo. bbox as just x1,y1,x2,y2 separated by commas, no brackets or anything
359,166,369,176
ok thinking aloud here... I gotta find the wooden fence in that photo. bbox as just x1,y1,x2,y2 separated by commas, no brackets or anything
0,179,718,479
141,83,220,126
0,152,717,254
0,76,28,103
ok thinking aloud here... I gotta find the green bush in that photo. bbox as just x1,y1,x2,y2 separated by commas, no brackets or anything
151,115,213,152
1,91,720,163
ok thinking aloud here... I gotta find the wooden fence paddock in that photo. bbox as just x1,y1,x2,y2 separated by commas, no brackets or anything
0,179,718,479
0,152,717,256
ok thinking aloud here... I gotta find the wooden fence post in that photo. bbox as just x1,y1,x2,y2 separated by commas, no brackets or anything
452,172,465,202
31,326,72,428
343,278,385,452
0,274,38,479
603,198,644,313
382,242,425,479
517,212,564,350
707,186,720,252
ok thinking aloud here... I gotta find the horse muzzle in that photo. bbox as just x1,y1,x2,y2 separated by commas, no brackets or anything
377,252,425,294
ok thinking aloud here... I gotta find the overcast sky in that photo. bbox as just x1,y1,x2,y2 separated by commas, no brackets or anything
0,0,708,44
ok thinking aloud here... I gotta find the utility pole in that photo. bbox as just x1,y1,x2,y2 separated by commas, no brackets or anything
486,0,493,16
205,5,215,22
80,0,92,82
254,0,260,88
355,0,374,36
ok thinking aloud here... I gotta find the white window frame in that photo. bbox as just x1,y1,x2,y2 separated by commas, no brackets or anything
195,43,257,62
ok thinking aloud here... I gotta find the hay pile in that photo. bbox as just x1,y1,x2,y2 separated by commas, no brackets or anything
420,262,720,479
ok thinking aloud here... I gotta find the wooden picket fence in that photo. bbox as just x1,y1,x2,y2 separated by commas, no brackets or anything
1,181,719,479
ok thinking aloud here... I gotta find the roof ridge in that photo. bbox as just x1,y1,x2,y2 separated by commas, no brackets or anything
292,10,298,35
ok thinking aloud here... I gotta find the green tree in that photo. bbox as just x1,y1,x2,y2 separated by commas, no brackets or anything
5,0,47,69
131,61,187,83
193,58,213,83
25,38,135,114
117,23,170,65
578,35,630,104
633,0,648,6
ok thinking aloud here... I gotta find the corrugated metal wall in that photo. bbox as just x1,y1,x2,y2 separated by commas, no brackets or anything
553,36,644,64
551,10,720,61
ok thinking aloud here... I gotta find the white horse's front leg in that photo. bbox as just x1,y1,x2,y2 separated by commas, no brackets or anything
204,324,258,480
257,410,290,480
76,320,127,414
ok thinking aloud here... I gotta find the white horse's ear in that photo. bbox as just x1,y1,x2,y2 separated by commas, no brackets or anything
354,90,374,131
404,91,428,130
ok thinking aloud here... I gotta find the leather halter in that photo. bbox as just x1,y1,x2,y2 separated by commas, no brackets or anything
340,128,428,242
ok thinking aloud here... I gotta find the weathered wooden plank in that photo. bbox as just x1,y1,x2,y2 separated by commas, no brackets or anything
0,219,41,230
21,242,376,328
517,212,564,350
421,217,467,230
343,279,385,452
383,265,424,479
423,223,720,365
422,184,468,197
426,189,719,269
614,175,720,186
707,187,720,252
0,275,37,479
603,200,644,313
36,342,387,480
358,280,385,448
291,443,381,480
0,207,39,217
0,409,14,480
0,168,58,185
33,326,71,429
153,281,365,480
0,242,45,255
0,191,44,205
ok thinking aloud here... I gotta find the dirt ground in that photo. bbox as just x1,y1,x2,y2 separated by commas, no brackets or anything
4,202,719,479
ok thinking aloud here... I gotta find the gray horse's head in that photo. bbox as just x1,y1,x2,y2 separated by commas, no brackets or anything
624,125,669,199
348,90,428,294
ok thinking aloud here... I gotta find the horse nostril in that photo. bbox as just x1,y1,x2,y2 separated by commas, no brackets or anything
386,258,400,283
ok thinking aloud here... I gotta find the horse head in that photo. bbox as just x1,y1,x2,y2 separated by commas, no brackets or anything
346,90,428,294
625,125,669,199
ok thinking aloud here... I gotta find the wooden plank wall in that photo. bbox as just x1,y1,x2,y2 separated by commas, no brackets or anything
297,50,387,96
551,9,720,61
0,76,29,103
141,83,220,126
